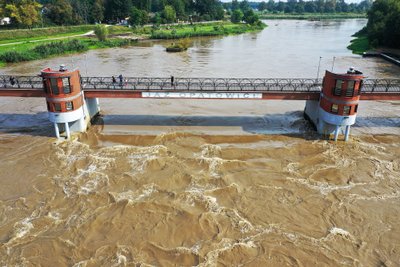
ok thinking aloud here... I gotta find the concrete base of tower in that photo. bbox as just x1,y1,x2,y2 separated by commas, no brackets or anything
304,100,356,141
85,97,100,118
48,98,101,139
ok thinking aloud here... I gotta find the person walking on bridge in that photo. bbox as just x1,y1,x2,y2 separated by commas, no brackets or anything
118,74,123,87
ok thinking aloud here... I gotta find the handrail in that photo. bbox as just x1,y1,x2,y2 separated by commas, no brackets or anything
0,75,399,93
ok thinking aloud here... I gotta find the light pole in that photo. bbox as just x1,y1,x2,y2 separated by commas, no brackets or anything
331,56,336,72
316,56,322,81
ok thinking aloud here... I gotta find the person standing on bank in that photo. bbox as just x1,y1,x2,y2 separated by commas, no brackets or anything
171,75,174,87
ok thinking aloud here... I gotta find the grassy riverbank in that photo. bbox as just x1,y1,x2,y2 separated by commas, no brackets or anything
347,35,370,55
149,22,266,39
0,25,95,45
0,39,136,63
258,12,366,20
347,27,370,55
0,22,264,66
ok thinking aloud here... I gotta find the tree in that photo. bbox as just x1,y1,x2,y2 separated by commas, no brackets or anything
367,0,400,48
243,8,259,24
129,6,148,26
231,0,239,11
162,5,176,23
45,0,74,25
258,1,267,11
105,0,132,22
230,9,243,23
92,0,105,23
266,0,275,12
324,0,336,13
304,1,317,13
5,0,42,28
239,0,250,12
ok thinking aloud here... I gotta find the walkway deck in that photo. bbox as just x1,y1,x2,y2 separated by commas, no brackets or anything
0,75,399,100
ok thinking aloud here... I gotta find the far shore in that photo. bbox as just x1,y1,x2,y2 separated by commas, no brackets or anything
0,21,266,67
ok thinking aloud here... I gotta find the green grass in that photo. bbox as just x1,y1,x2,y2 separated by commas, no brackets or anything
107,26,133,35
150,22,266,39
0,31,91,45
0,38,136,65
0,25,94,42
258,12,366,20
347,35,370,55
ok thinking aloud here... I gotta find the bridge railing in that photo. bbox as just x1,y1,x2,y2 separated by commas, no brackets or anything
80,77,324,92
0,75,43,89
1,75,400,94
361,79,400,93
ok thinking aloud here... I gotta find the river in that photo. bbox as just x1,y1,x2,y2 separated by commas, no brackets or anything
0,19,400,266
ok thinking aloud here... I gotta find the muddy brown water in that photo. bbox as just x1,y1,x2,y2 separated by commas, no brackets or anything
1,19,400,266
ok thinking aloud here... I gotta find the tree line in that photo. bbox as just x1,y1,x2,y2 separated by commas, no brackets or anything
365,0,400,48
225,0,372,14
0,0,375,29
0,0,225,28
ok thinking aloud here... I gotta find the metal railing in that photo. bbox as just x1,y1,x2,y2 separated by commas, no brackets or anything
361,79,400,93
1,75,400,94
80,77,324,92
0,75,43,89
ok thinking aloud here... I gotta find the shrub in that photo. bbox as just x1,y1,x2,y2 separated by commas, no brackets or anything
33,40,88,56
94,24,109,41
0,51,37,62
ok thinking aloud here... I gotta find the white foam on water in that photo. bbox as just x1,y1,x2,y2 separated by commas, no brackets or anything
12,218,33,240
199,238,258,267
184,189,222,213
329,227,351,238
286,177,355,195
110,184,158,204
190,242,202,254
127,145,168,174
46,211,62,223
72,260,89,267
200,144,222,158
348,191,400,201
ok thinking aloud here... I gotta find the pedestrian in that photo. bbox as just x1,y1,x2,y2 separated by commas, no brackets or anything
9,76,16,86
171,75,174,86
118,74,123,86
112,76,116,83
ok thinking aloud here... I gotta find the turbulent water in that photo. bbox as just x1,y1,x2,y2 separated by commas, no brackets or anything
0,131,399,266
1,19,400,266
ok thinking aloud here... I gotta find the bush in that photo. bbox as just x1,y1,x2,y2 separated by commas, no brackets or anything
94,24,108,41
0,51,37,62
33,40,88,56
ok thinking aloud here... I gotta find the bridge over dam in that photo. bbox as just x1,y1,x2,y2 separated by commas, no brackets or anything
0,67,399,140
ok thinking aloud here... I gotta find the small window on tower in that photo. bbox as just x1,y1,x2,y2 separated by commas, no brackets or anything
358,80,363,95
331,104,339,114
343,106,351,115
50,78,59,95
66,101,73,111
333,80,343,96
63,78,71,94
54,103,61,112
346,81,355,97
